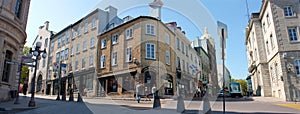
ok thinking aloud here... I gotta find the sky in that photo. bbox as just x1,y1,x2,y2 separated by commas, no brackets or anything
26,0,262,80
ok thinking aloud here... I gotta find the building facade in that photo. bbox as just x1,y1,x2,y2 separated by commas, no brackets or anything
28,21,54,95
0,0,31,101
246,0,300,101
47,7,120,97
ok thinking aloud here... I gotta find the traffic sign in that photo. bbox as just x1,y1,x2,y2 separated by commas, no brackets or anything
22,56,34,63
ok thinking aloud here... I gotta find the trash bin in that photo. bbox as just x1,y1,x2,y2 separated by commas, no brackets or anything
10,90,17,98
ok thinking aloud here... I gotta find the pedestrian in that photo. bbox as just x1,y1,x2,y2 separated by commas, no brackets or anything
145,87,151,101
136,82,143,103
23,81,28,95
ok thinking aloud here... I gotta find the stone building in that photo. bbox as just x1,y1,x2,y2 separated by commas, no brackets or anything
47,7,120,97
246,0,300,101
28,21,55,95
0,0,31,101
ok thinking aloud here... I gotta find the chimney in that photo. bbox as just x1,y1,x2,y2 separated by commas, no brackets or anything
44,21,49,30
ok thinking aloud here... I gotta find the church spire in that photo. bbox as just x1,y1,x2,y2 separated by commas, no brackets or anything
149,0,163,19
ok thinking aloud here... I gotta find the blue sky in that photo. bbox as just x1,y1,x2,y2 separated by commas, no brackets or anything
26,0,262,79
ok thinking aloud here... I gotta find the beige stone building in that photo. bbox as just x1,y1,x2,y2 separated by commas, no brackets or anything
28,21,55,95
0,0,31,101
246,0,300,101
47,7,120,97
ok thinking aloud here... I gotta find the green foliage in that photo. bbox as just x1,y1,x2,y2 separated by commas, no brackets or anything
23,46,30,55
231,78,248,95
20,66,29,84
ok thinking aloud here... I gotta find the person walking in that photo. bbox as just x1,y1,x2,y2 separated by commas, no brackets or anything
23,81,28,95
145,87,151,101
136,82,143,103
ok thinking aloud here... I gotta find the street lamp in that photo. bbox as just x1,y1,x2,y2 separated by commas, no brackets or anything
28,42,47,107
176,66,185,112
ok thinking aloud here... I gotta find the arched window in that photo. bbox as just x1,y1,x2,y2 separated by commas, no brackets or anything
36,75,43,92
2,50,13,82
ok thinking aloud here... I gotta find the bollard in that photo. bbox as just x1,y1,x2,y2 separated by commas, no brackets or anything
77,93,83,102
176,95,185,113
69,89,74,101
203,95,212,114
152,92,161,109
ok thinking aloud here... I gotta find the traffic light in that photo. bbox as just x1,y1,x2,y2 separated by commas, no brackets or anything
176,67,182,79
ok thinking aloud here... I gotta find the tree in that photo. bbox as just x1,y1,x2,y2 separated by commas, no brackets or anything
231,78,248,95
20,46,30,84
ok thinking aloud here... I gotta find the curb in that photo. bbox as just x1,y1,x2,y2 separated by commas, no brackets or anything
0,107,36,111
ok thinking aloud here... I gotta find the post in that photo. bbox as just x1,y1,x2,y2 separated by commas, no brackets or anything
69,76,74,101
28,57,38,107
56,61,62,100
176,67,185,113
14,62,23,104
221,28,225,114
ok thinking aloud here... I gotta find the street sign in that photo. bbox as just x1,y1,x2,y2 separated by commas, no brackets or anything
6,61,19,65
52,62,59,71
23,64,35,67
22,56,34,63
61,64,67,71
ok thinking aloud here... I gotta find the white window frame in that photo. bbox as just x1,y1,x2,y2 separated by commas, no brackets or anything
126,47,132,62
112,51,118,66
84,23,88,33
126,28,133,39
100,55,106,68
181,41,185,54
146,24,155,35
76,43,80,53
72,30,76,39
101,38,107,49
90,37,95,48
61,36,65,46
65,49,69,60
288,27,298,42
57,38,61,48
176,37,180,50
89,55,94,66
295,59,300,76
78,27,81,36
112,34,119,45
146,43,155,59
83,40,87,51
82,57,86,69
166,50,170,65
71,46,74,56
75,59,79,70
92,18,96,29
66,32,70,44
165,33,170,45
284,6,294,17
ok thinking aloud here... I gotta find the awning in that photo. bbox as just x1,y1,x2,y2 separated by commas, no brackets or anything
99,69,137,78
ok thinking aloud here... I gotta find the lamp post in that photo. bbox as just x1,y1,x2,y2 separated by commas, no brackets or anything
28,42,47,107
176,66,185,113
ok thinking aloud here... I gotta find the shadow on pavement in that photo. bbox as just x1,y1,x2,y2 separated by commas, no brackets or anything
183,110,298,114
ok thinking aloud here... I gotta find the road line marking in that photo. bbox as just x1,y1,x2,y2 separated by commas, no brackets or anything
277,104,300,110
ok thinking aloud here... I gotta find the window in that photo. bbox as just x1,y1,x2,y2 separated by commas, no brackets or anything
295,60,300,76
66,32,70,44
56,52,60,62
84,23,88,33
112,34,118,45
42,59,45,68
89,55,94,66
266,14,271,26
284,6,294,17
112,52,118,66
100,55,106,68
126,47,132,62
270,34,275,49
177,56,180,68
65,49,69,60
182,60,185,72
165,33,170,45
60,50,64,60
14,0,22,18
191,54,193,61
44,38,48,47
76,43,80,53
126,28,133,39
186,45,189,56
75,59,78,70
78,27,81,36
92,18,96,29
71,46,74,56
166,51,170,65
187,62,189,74
57,38,61,48
266,41,270,54
288,27,298,41
69,62,73,72
50,42,54,52
82,57,86,69
101,39,107,49
181,41,185,54
2,51,13,82
72,30,76,39
61,36,65,46
146,43,155,59
262,22,266,33
83,40,87,51
146,24,155,35
176,37,180,50
90,37,95,48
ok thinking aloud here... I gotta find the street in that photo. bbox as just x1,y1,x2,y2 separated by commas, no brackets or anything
1,94,299,114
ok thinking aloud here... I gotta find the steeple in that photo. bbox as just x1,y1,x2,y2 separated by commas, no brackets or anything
149,0,163,19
